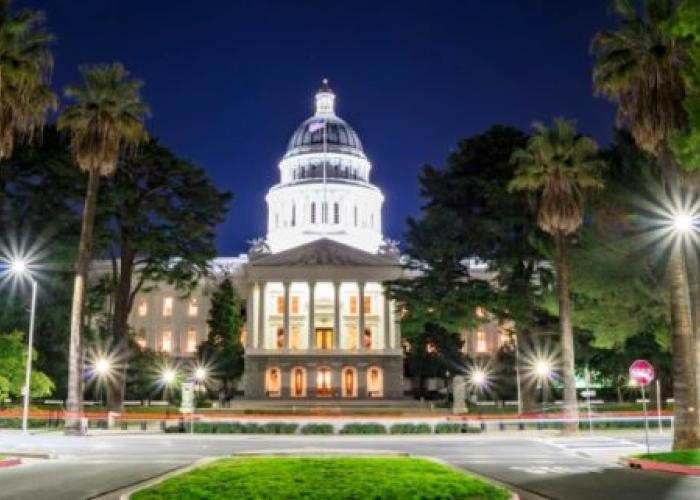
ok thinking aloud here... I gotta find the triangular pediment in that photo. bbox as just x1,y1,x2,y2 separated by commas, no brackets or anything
249,238,398,267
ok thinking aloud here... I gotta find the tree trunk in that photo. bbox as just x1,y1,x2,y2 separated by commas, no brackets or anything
669,250,700,450
106,246,135,412
685,251,700,419
556,232,578,434
517,329,538,412
65,169,101,435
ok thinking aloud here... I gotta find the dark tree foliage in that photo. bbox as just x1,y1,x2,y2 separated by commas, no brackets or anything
198,278,245,400
95,139,231,410
389,126,552,402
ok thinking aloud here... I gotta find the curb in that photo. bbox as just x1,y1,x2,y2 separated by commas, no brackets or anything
0,451,54,459
624,458,700,476
0,458,21,468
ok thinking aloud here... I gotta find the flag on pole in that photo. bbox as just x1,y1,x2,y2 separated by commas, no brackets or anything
308,119,325,133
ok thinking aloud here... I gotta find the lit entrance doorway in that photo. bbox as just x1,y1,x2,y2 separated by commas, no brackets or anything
315,328,333,349
316,367,332,397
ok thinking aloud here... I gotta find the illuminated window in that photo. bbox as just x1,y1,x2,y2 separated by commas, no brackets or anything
186,328,197,353
363,296,371,314
265,367,281,397
291,367,306,397
363,328,372,349
333,202,340,224
188,298,198,317
276,327,284,349
475,306,486,318
291,296,300,314
499,330,510,347
349,296,358,314
367,367,383,397
342,367,357,397
348,326,358,349
136,328,147,349
137,299,148,317
277,296,284,314
240,327,247,346
477,330,487,353
290,325,300,350
162,330,172,352
316,367,332,397
162,297,173,317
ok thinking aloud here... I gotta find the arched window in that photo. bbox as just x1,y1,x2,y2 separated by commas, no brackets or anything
265,367,281,397
342,367,357,397
291,367,306,397
367,366,383,398
291,204,296,227
333,202,340,224
311,202,316,224
353,206,358,227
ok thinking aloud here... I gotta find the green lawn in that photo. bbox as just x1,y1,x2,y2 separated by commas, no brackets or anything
132,457,510,500
635,449,700,466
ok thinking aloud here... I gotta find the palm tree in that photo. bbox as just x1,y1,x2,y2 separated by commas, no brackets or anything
0,0,55,160
58,63,149,434
592,0,700,450
509,118,603,434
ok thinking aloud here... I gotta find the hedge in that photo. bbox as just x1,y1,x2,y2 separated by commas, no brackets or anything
340,423,387,434
390,423,432,434
434,423,481,434
189,421,298,434
300,423,334,434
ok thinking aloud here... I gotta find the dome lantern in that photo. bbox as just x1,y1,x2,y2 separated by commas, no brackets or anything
315,78,335,116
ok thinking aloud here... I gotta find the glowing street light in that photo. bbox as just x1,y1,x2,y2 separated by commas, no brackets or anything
534,360,552,380
4,256,38,435
193,367,207,382
94,357,112,378
470,368,487,388
161,368,177,385
672,212,694,234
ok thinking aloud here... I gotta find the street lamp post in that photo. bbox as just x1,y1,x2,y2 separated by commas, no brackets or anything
9,258,38,435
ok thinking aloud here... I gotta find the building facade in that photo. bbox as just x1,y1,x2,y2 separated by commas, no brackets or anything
128,81,404,400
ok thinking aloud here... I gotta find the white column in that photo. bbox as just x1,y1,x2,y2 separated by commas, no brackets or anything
283,281,291,350
246,285,255,349
333,281,341,349
383,294,391,349
308,281,315,349
257,281,266,349
358,281,366,350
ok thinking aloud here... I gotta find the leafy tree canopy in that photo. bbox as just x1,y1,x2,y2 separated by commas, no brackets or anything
0,330,54,400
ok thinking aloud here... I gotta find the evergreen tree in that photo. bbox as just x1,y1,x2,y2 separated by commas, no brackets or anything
198,278,245,401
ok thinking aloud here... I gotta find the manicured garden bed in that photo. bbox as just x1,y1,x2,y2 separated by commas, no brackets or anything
131,457,510,500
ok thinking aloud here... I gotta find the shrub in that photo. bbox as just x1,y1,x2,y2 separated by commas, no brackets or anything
390,423,432,434
259,422,298,434
300,423,334,434
340,423,387,434
434,423,480,434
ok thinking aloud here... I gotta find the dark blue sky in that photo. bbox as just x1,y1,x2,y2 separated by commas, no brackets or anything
30,0,616,255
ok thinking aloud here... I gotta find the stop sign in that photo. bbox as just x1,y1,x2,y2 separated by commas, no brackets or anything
629,359,654,386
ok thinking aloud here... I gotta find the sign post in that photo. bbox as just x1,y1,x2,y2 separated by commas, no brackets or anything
584,367,593,435
656,379,663,435
629,360,655,453
180,382,195,434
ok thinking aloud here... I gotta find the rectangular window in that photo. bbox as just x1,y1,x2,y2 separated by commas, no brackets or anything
163,297,173,317
291,296,300,314
334,202,340,224
349,296,358,315
277,296,285,314
476,330,487,353
311,203,316,224
162,330,172,352
188,298,198,317
186,328,197,353
322,202,328,223
137,299,148,317
136,328,147,349
363,296,372,314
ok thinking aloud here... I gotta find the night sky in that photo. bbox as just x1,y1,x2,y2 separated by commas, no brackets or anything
28,0,616,255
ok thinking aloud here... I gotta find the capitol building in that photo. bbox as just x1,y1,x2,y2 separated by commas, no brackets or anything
127,81,406,400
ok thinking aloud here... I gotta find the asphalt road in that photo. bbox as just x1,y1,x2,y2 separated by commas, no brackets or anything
0,431,696,500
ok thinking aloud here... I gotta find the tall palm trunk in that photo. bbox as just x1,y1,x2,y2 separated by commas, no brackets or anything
65,168,100,434
685,252,700,416
669,249,700,450
556,231,578,434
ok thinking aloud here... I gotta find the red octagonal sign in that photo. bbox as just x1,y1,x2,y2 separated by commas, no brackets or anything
629,359,655,386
